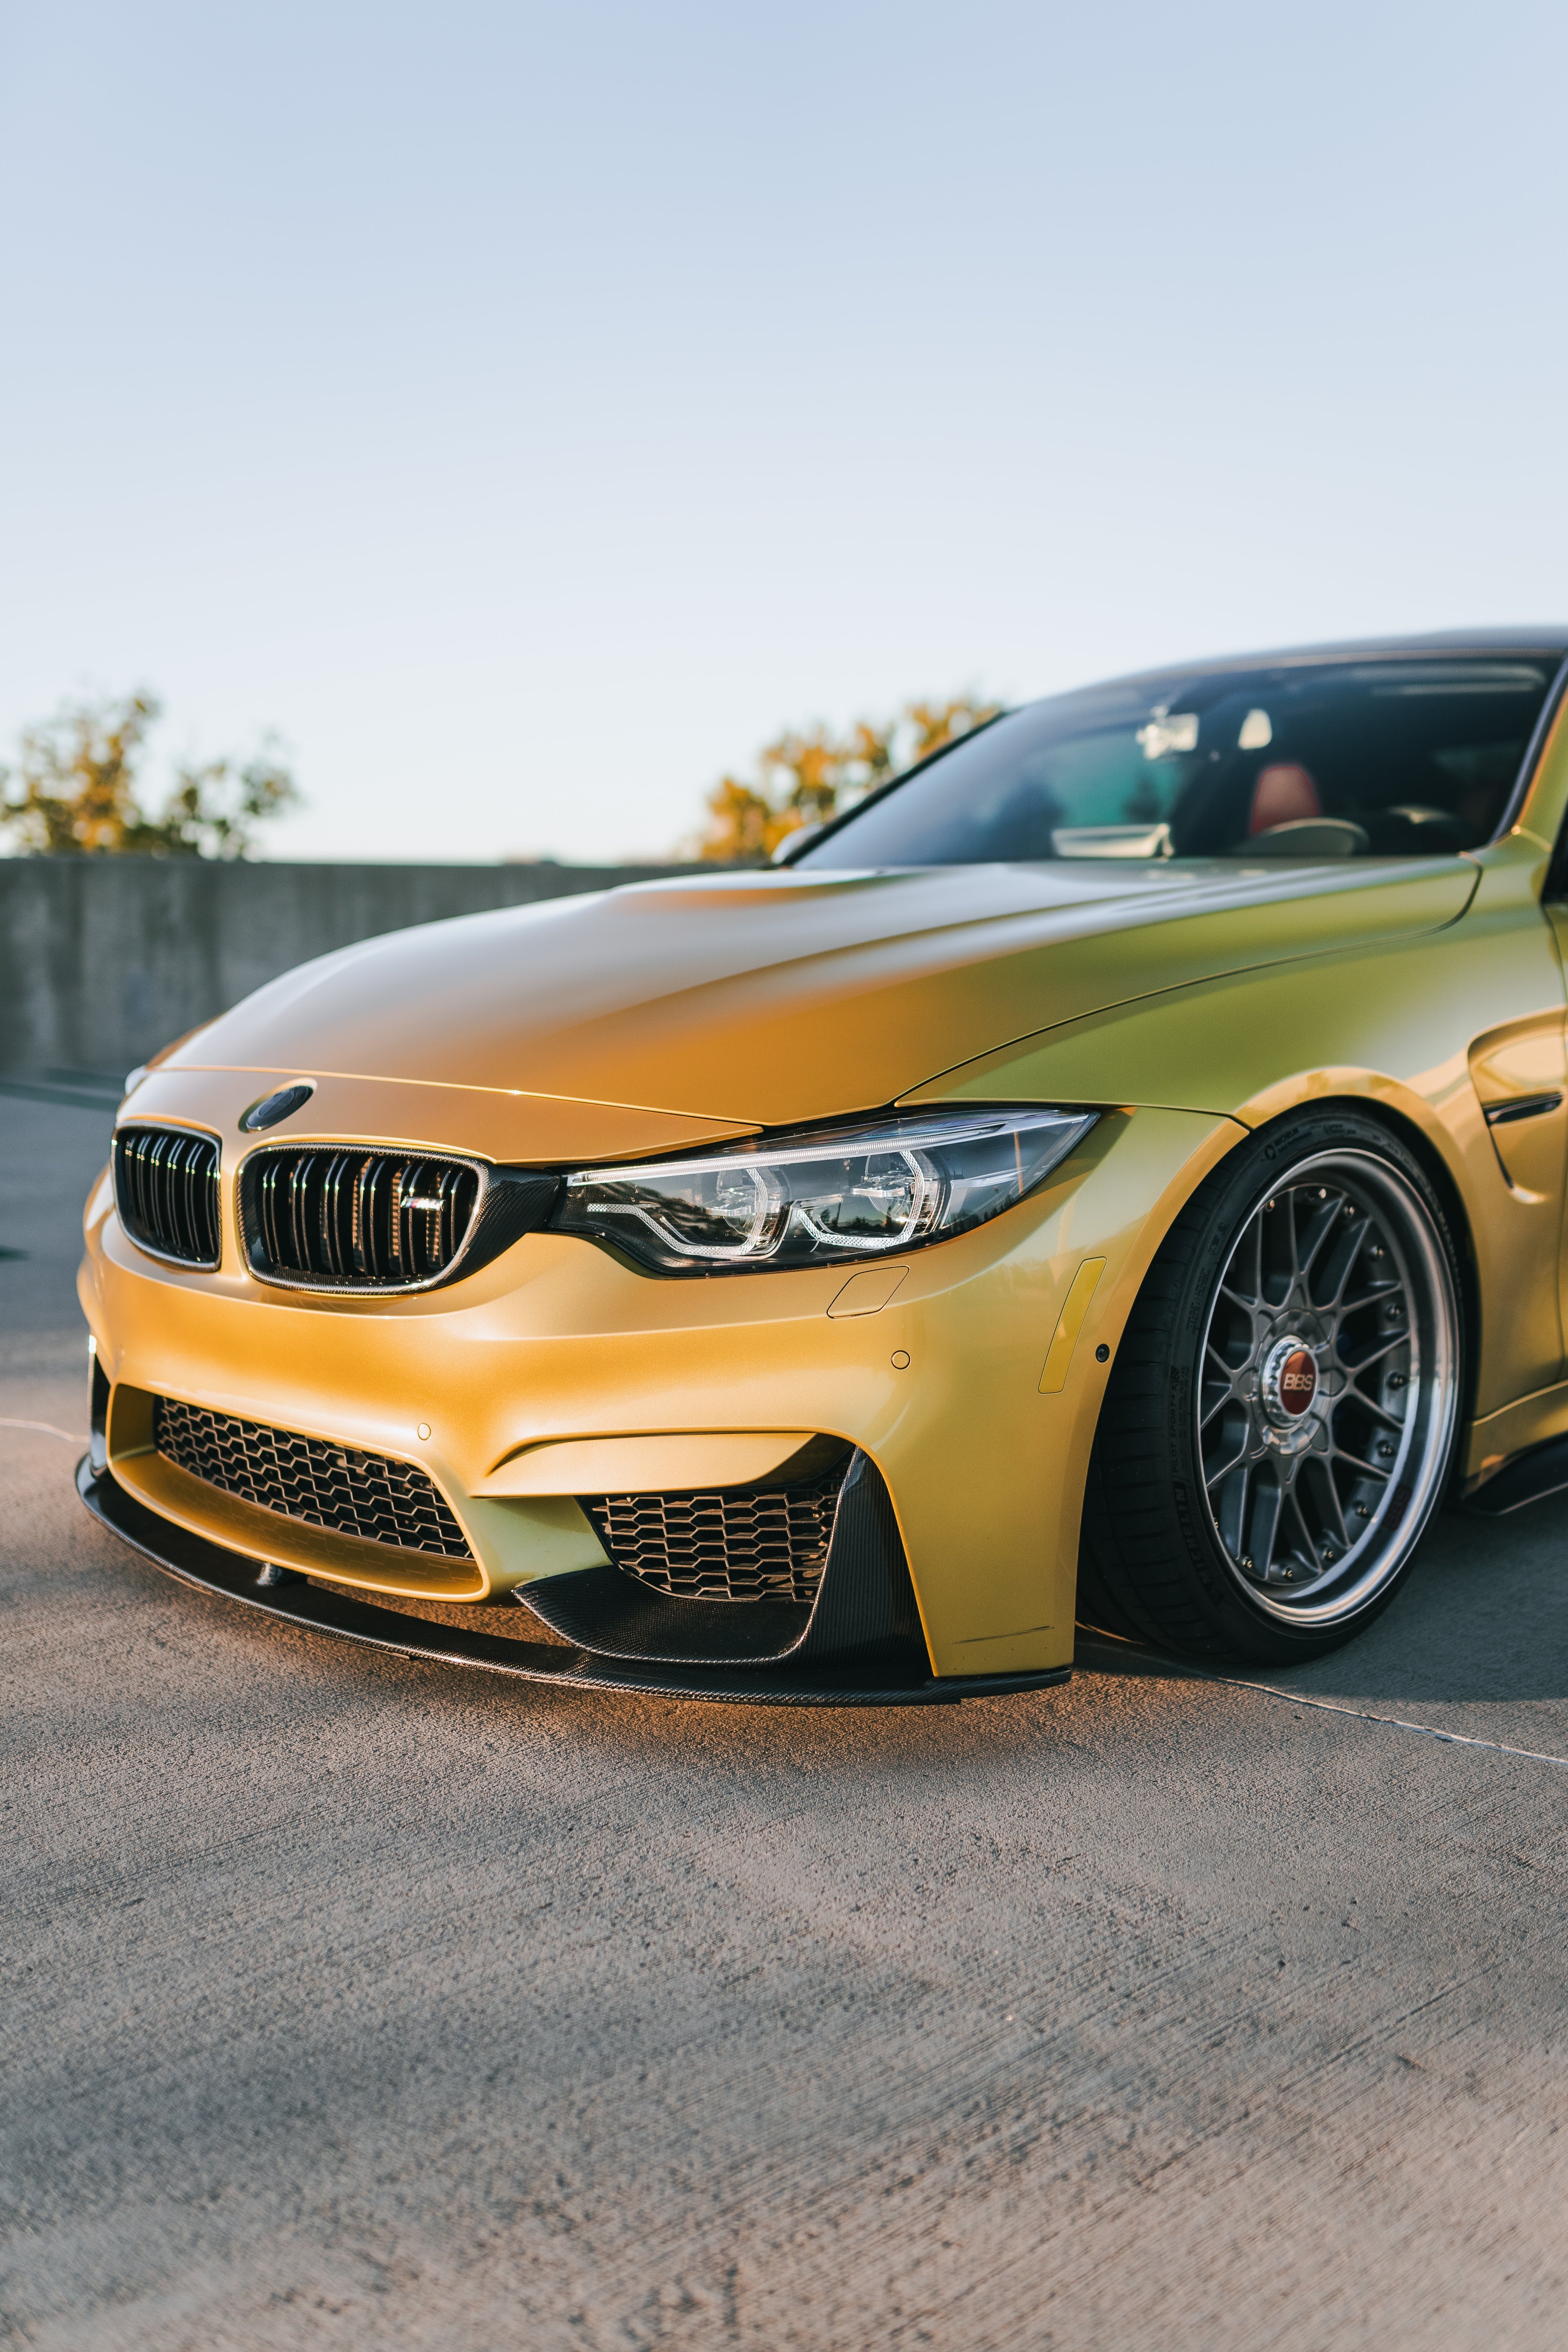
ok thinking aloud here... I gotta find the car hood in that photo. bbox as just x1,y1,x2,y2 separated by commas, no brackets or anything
161,858,1477,1147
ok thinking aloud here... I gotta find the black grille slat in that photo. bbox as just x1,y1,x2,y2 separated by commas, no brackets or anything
241,1147,482,1290
583,1458,850,1604
113,1126,221,1268
154,1395,472,1559
289,1152,311,1269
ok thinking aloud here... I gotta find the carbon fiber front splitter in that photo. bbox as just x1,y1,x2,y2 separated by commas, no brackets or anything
76,1457,1072,1707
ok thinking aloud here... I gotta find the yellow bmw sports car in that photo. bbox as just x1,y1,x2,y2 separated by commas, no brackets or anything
79,630,1568,1703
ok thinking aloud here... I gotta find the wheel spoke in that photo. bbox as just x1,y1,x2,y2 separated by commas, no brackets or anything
1327,1216,1371,1308
1204,1430,1251,1488
1354,1391,1408,1430
1251,1475,1285,1579
1234,1209,1263,1307
1298,1191,1343,1283
1341,1329,1409,1376
1295,1458,1345,1567
1316,1460,1352,1548
1284,1485,1323,1577
1330,1445,1392,1481
1211,1459,1250,1556
1334,1288,1399,1319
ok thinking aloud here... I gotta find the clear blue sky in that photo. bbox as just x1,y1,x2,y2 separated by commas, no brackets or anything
3,0,1565,864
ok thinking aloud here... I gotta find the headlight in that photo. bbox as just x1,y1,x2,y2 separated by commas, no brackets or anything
552,1107,1098,1275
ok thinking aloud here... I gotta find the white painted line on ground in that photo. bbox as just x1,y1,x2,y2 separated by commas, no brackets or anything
1079,1633,1568,1771
1203,1672,1568,1771
0,1419,88,1443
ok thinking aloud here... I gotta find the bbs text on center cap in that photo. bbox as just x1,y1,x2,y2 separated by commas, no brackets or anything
1261,1336,1319,1425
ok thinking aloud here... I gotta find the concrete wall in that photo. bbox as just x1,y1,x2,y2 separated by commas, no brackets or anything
0,855,711,1076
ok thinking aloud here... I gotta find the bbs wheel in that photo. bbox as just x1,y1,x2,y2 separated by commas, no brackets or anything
1080,1109,1464,1664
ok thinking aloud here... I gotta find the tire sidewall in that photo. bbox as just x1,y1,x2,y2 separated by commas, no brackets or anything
1159,1107,1463,1660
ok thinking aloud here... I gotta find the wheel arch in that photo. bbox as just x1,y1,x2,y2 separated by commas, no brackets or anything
1079,1088,1477,1658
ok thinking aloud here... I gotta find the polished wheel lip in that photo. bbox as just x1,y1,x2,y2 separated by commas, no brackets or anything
1195,1148,1457,1626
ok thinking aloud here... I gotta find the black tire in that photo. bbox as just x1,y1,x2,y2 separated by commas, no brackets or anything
1080,1108,1465,1664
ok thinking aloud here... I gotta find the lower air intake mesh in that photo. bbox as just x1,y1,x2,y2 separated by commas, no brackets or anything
154,1395,472,1558
582,1455,850,1604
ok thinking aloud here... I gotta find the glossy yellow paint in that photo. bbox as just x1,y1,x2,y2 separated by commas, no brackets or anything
149,858,1477,1133
475,1431,821,1497
123,1063,759,1167
904,695,1568,1485
911,839,1566,1423
826,1265,909,1317
1466,1014,1568,1197
82,1099,1237,1677
82,682,1568,1658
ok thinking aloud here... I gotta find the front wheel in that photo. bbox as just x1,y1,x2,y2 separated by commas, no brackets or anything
1080,1111,1464,1663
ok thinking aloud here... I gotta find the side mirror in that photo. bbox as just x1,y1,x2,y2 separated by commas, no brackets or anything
772,823,823,866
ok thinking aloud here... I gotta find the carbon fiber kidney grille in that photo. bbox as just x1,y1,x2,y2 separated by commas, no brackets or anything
154,1395,473,1558
242,1148,481,1287
582,1457,850,1604
113,1126,221,1268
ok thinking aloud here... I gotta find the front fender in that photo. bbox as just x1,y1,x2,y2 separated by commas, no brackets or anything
908,838,1568,1425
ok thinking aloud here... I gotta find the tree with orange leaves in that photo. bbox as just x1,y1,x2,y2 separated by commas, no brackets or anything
0,690,298,857
699,695,999,861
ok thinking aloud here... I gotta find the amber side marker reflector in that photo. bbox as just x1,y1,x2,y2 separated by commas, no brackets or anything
1039,1258,1107,1393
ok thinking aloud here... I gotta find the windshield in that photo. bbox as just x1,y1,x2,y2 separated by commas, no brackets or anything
797,657,1559,867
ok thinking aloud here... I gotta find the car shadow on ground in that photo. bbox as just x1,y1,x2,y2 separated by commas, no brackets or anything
1078,1499,1568,1709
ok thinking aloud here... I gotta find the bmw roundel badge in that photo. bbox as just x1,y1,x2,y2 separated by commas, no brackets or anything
240,1082,316,1133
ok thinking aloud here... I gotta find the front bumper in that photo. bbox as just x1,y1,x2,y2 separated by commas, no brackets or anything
77,1454,1068,1705
78,1101,1241,1688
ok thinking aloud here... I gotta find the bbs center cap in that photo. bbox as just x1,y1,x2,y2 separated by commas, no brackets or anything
1261,1336,1319,1426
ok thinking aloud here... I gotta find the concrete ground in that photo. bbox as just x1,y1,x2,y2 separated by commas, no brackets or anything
3,1085,1566,2351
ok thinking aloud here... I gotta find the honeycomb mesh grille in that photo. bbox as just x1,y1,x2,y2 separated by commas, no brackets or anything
582,1456,849,1604
154,1395,472,1559
114,1126,221,1268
